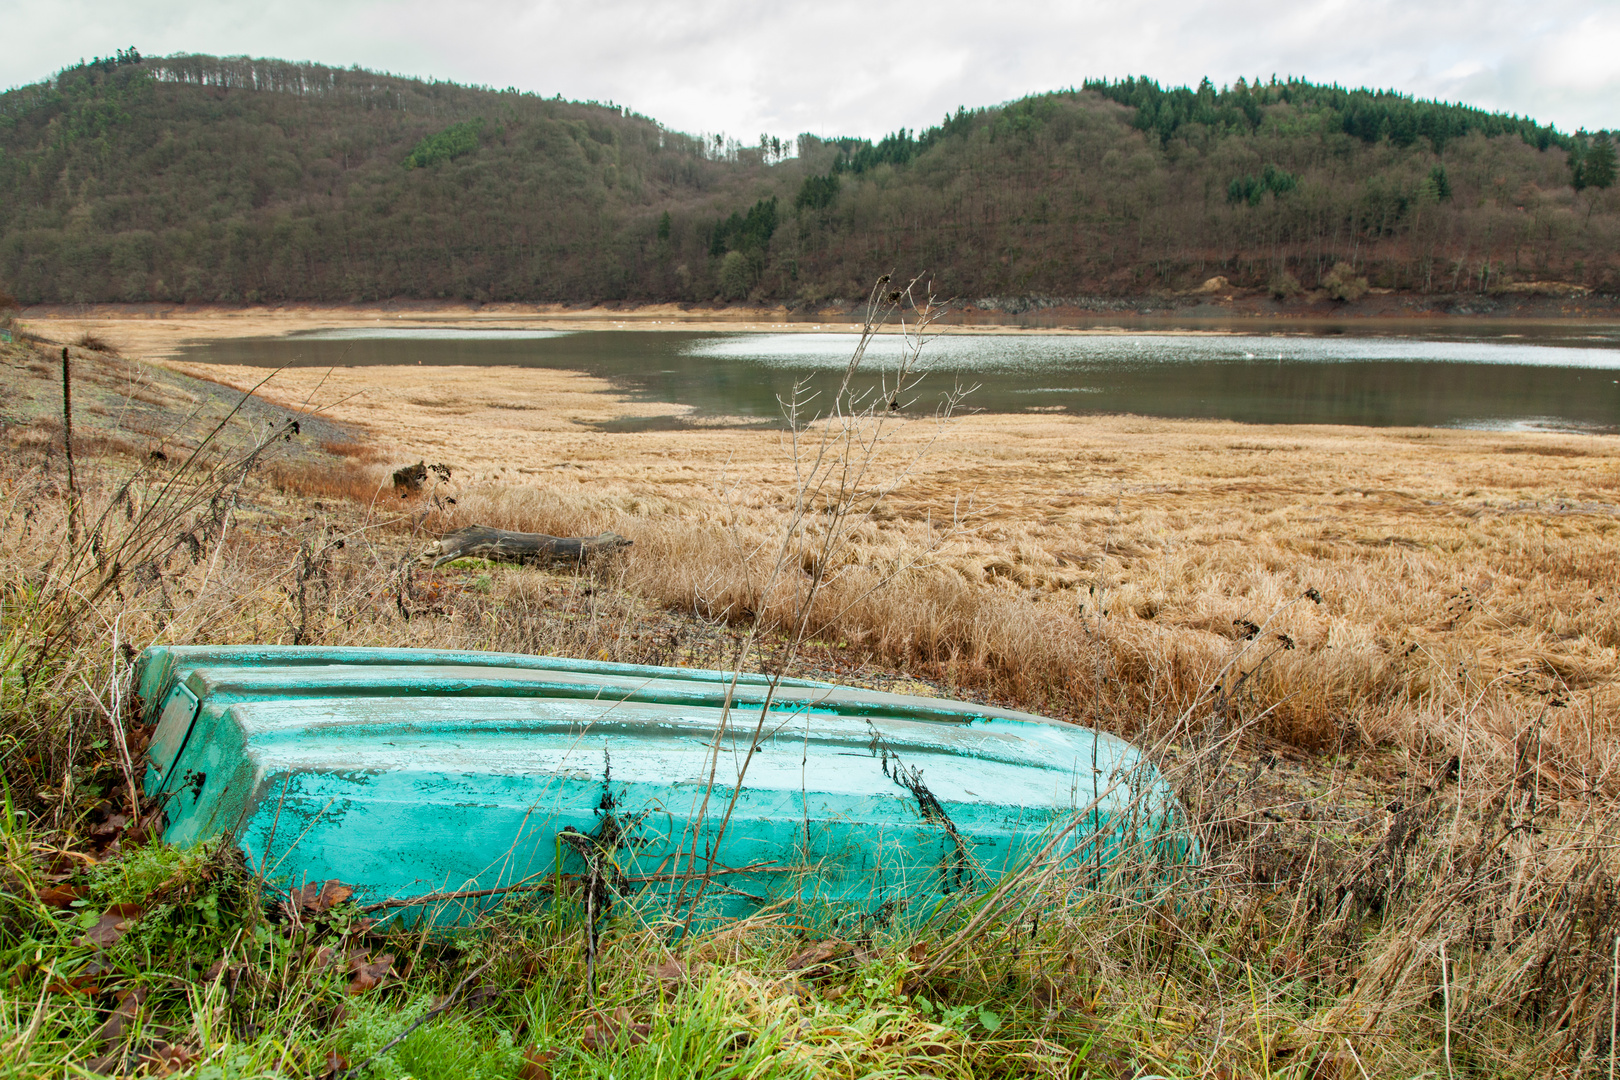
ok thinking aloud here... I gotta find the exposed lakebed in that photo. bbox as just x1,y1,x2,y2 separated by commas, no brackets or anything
177,323,1620,434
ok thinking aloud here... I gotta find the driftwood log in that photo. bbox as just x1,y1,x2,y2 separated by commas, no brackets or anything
426,525,632,569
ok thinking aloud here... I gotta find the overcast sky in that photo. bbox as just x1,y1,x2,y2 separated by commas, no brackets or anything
9,0,1618,141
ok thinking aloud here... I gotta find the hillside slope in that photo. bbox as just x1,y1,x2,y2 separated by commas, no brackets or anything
1,53,1615,306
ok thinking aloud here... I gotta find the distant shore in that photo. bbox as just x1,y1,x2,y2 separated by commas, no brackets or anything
16,291,1620,358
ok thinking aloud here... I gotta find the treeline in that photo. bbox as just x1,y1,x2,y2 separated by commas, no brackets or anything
0,53,1615,306
1085,76,1573,153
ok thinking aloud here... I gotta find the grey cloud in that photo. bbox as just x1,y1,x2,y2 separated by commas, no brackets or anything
6,0,1615,138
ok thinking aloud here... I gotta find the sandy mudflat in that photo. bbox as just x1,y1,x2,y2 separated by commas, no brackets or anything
18,304,879,358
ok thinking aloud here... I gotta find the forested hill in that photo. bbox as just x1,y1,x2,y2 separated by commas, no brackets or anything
1,52,1616,307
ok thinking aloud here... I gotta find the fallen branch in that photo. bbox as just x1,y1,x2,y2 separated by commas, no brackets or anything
425,525,631,569
358,881,554,914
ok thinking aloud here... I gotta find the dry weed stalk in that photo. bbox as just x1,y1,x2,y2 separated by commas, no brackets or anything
672,274,966,917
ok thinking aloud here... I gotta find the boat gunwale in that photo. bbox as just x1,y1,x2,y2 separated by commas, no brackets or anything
134,644,835,704
170,662,1064,727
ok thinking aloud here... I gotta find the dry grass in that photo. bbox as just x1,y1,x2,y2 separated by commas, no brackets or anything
71,331,119,355
264,413,1616,792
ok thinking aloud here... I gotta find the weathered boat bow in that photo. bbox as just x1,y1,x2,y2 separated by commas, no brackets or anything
135,645,1189,924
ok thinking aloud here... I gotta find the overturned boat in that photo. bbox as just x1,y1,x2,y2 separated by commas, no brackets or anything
135,645,1187,924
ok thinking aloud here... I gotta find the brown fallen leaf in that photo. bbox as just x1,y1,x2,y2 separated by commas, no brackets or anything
310,945,343,973
204,955,253,992
580,1006,650,1050
94,986,148,1045
91,813,131,840
48,956,114,996
784,940,851,979
321,1049,349,1078
312,880,355,913
38,884,81,908
84,1049,126,1076
142,1042,199,1076
79,903,144,949
653,958,688,984
518,1044,556,1080
345,952,395,995
287,879,355,919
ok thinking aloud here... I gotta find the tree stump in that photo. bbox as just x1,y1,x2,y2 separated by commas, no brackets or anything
393,461,450,498
392,461,429,496
426,525,632,569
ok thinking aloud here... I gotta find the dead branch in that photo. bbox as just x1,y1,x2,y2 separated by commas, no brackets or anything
425,525,632,569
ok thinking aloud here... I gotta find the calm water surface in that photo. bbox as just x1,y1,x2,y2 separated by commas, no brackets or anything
179,324,1620,434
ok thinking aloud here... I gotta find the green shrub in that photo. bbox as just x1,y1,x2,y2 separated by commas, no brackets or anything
405,119,485,168
718,251,752,300
1269,270,1302,298
1322,260,1369,301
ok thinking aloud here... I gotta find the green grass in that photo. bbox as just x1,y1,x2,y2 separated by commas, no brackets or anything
0,805,1480,1080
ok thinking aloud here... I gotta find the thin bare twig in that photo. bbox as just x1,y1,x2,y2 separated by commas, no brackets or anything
341,960,492,1078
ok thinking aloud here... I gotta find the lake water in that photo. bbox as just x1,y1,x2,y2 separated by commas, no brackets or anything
178,324,1620,434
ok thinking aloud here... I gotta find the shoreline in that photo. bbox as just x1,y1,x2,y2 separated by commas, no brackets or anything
17,306,1620,451
15,299,1620,361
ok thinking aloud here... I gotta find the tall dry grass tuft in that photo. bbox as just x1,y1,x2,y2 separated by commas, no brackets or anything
262,457,393,506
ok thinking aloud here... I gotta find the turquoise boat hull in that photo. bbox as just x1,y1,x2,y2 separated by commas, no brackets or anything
135,646,1186,924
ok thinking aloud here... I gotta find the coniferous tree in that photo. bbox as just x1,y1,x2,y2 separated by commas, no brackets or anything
1570,131,1591,191
1427,165,1452,200
1586,133,1617,191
